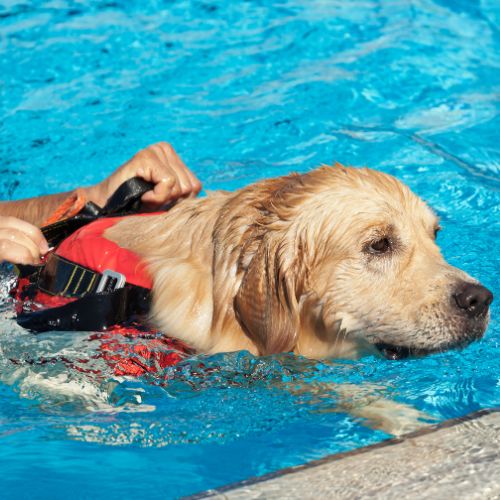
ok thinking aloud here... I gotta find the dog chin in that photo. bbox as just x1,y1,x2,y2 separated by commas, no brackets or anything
371,313,491,360
373,332,485,361
373,343,434,360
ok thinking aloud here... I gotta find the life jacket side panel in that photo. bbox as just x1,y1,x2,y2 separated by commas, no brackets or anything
97,327,190,376
55,216,153,289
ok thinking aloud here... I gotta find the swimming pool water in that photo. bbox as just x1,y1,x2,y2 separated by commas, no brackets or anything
0,0,499,498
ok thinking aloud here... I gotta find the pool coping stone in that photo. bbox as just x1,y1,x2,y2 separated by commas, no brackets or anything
186,407,500,499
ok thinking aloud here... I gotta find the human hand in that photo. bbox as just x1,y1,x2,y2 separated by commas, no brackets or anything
88,142,202,208
0,216,49,265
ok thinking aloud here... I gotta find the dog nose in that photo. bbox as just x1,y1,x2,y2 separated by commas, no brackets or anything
454,283,493,318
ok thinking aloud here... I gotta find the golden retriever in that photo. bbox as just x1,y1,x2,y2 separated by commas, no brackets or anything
105,164,493,361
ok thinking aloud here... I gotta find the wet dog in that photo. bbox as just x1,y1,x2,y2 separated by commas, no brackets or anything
106,164,493,360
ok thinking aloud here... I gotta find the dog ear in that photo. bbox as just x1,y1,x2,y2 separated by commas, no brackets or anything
234,235,299,355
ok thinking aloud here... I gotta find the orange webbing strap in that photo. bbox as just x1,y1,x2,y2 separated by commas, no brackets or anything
42,189,88,226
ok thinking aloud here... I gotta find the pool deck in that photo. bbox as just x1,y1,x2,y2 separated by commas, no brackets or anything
190,408,500,499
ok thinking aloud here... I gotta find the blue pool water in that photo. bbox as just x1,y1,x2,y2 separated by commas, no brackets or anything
0,0,499,498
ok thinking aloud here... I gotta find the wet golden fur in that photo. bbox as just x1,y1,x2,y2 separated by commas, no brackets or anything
105,165,489,359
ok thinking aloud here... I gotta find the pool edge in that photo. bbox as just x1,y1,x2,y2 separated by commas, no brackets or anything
185,407,500,499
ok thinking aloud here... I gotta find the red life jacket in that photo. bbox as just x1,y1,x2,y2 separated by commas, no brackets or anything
13,179,192,376
57,216,153,289
16,215,151,311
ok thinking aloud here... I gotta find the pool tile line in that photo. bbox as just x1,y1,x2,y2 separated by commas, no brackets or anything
184,407,500,500
407,132,500,187
337,123,499,187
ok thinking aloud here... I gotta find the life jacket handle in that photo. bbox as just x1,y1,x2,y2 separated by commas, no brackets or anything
40,177,155,249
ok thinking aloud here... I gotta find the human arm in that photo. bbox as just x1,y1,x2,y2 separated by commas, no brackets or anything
0,142,201,264
0,142,201,226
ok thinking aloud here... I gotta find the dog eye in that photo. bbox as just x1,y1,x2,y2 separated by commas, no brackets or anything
368,237,391,254
434,226,441,239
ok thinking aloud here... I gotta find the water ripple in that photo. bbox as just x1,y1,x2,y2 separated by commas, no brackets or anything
0,0,499,496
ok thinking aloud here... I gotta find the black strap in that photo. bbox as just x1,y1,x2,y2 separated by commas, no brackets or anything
37,254,107,298
104,177,154,215
17,285,151,333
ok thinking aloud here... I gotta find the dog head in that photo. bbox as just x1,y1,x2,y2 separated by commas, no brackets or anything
234,165,493,360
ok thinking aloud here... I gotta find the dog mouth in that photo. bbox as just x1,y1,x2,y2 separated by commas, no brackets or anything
372,321,488,360
373,342,434,360
374,343,411,360
374,335,482,360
